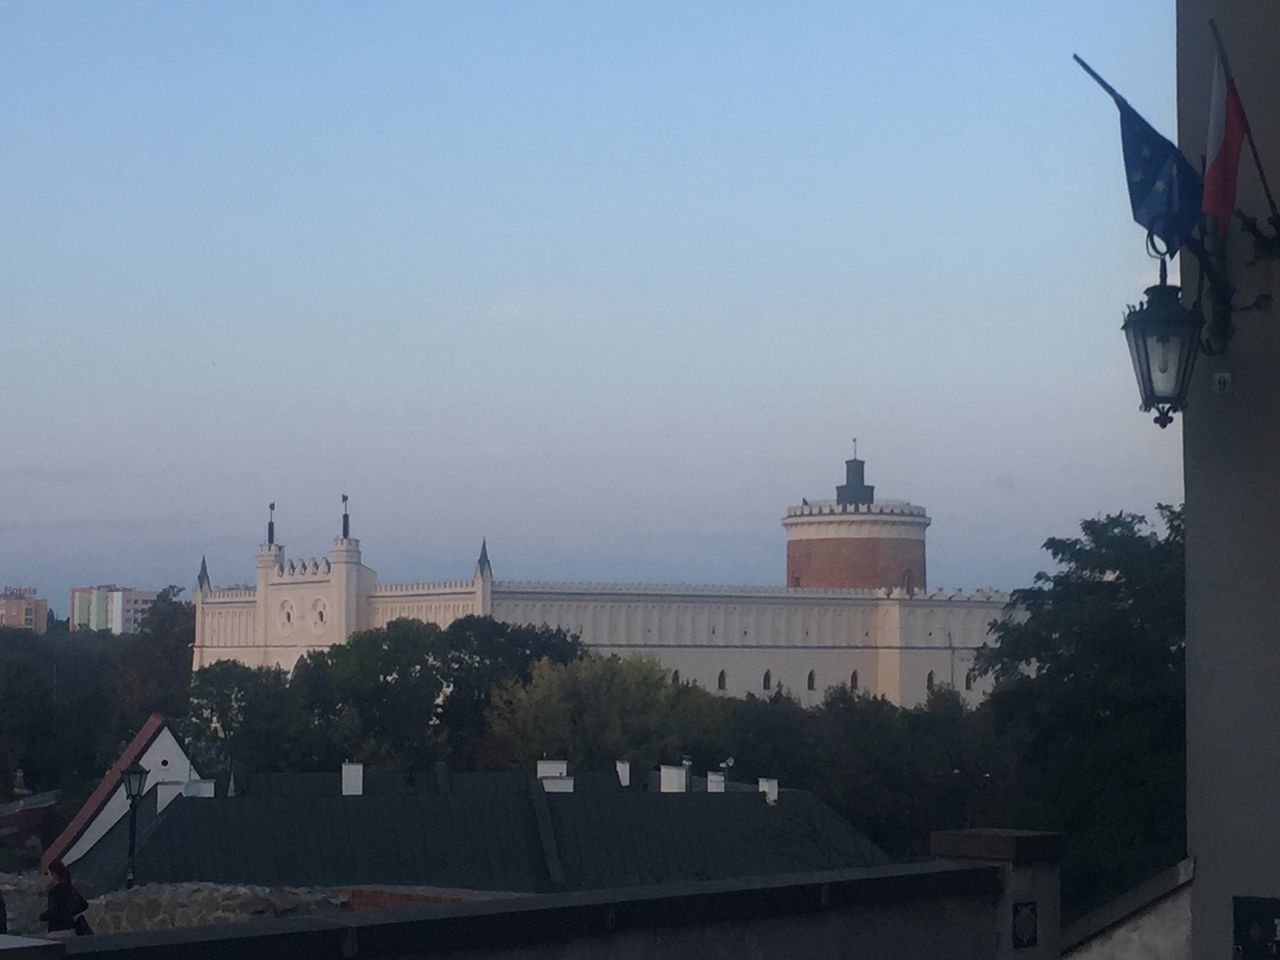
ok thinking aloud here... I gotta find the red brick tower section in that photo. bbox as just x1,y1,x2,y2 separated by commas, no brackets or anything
782,456,930,593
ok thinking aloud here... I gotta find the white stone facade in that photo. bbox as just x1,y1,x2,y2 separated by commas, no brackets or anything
194,535,1007,708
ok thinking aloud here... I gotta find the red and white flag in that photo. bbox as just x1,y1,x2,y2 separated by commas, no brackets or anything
1203,53,1249,236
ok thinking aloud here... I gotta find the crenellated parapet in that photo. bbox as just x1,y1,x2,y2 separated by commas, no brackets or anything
373,579,477,595
784,499,928,519
499,580,888,599
205,588,257,601
271,558,332,580
899,587,1008,603
493,580,1008,606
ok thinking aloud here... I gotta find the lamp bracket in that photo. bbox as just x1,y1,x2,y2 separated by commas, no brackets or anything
1236,211,1280,261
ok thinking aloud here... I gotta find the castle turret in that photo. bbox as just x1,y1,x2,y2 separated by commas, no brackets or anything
782,454,930,593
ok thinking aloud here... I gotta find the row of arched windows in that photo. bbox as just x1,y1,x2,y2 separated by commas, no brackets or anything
672,668,969,695
675,669,861,693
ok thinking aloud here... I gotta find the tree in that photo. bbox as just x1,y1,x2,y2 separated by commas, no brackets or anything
483,655,684,771
438,616,583,768
179,661,317,777
974,505,1186,917
294,618,448,767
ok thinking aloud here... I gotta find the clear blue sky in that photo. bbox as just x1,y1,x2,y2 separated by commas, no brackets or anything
1,2,1184,612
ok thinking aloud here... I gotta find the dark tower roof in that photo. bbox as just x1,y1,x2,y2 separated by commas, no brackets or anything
835,458,875,506
197,556,211,591
477,539,492,576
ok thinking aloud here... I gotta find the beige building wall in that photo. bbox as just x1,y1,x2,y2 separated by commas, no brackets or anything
0,593,47,634
1177,2,1280,956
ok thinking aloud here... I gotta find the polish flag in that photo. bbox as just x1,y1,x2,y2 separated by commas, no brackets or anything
1203,53,1248,236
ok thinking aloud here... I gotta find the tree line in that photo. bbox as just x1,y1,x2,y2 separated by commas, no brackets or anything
0,506,1185,919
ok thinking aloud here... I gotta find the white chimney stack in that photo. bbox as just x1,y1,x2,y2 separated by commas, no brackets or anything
536,759,568,779
707,771,726,793
541,775,575,793
660,764,688,793
342,762,364,796
758,777,779,804
615,760,631,787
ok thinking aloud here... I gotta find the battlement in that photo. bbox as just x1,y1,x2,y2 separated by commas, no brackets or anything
205,588,256,601
784,500,928,519
493,580,1005,603
914,587,1009,603
372,578,477,596
272,558,332,579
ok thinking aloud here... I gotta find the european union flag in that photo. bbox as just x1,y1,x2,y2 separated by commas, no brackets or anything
1074,56,1204,254
1118,102,1203,254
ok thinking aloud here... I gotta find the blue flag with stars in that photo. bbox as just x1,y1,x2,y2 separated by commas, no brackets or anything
1117,102,1203,254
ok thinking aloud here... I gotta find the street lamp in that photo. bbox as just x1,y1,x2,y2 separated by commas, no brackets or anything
121,760,147,889
1122,262,1204,428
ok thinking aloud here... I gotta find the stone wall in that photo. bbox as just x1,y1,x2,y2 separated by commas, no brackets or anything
0,874,348,937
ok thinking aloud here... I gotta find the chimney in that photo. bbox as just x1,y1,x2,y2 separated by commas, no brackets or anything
183,779,216,799
707,771,726,793
758,778,779,804
540,775,575,793
615,760,631,787
536,759,568,779
660,765,688,793
342,762,364,796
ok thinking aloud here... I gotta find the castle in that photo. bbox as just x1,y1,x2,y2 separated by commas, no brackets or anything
193,455,1007,707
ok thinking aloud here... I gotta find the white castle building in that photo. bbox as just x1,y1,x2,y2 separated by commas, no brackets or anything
193,456,1008,707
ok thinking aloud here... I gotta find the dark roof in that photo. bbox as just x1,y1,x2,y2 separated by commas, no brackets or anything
127,780,888,895
232,768,533,798
137,793,551,892
548,790,889,890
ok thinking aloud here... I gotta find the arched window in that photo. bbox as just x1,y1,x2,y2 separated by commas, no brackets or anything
762,670,772,691
672,669,680,685
964,671,973,692
850,670,859,691
717,670,726,691
927,670,935,693
807,670,816,691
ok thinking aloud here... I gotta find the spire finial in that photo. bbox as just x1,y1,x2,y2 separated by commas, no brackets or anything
341,494,350,539
268,502,276,546
852,437,858,460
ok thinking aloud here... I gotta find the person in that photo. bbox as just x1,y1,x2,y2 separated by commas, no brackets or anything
39,860,88,935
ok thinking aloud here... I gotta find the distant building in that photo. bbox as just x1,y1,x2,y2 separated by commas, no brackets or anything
70,585,158,634
0,587,48,634
194,452,1008,707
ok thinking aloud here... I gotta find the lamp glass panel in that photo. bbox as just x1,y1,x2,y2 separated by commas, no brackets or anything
1144,329,1187,400
123,764,148,799
1124,323,1151,404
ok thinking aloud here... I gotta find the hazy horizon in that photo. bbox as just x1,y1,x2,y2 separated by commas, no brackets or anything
2,2,1184,616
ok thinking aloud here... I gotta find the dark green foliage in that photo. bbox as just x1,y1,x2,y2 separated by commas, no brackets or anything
178,661,316,776
0,587,196,801
438,616,583,768
975,505,1186,917
177,617,586,778
297,618,449,768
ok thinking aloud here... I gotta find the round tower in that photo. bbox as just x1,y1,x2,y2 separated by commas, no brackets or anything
782,455,930,592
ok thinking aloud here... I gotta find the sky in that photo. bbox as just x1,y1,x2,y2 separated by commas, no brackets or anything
1,2,1185,614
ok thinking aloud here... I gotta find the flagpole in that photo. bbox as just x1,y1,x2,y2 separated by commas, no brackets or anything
1072,54,1127,107
1208,18,1280,222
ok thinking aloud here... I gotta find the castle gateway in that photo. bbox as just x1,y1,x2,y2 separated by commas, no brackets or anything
193,455,1006,707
